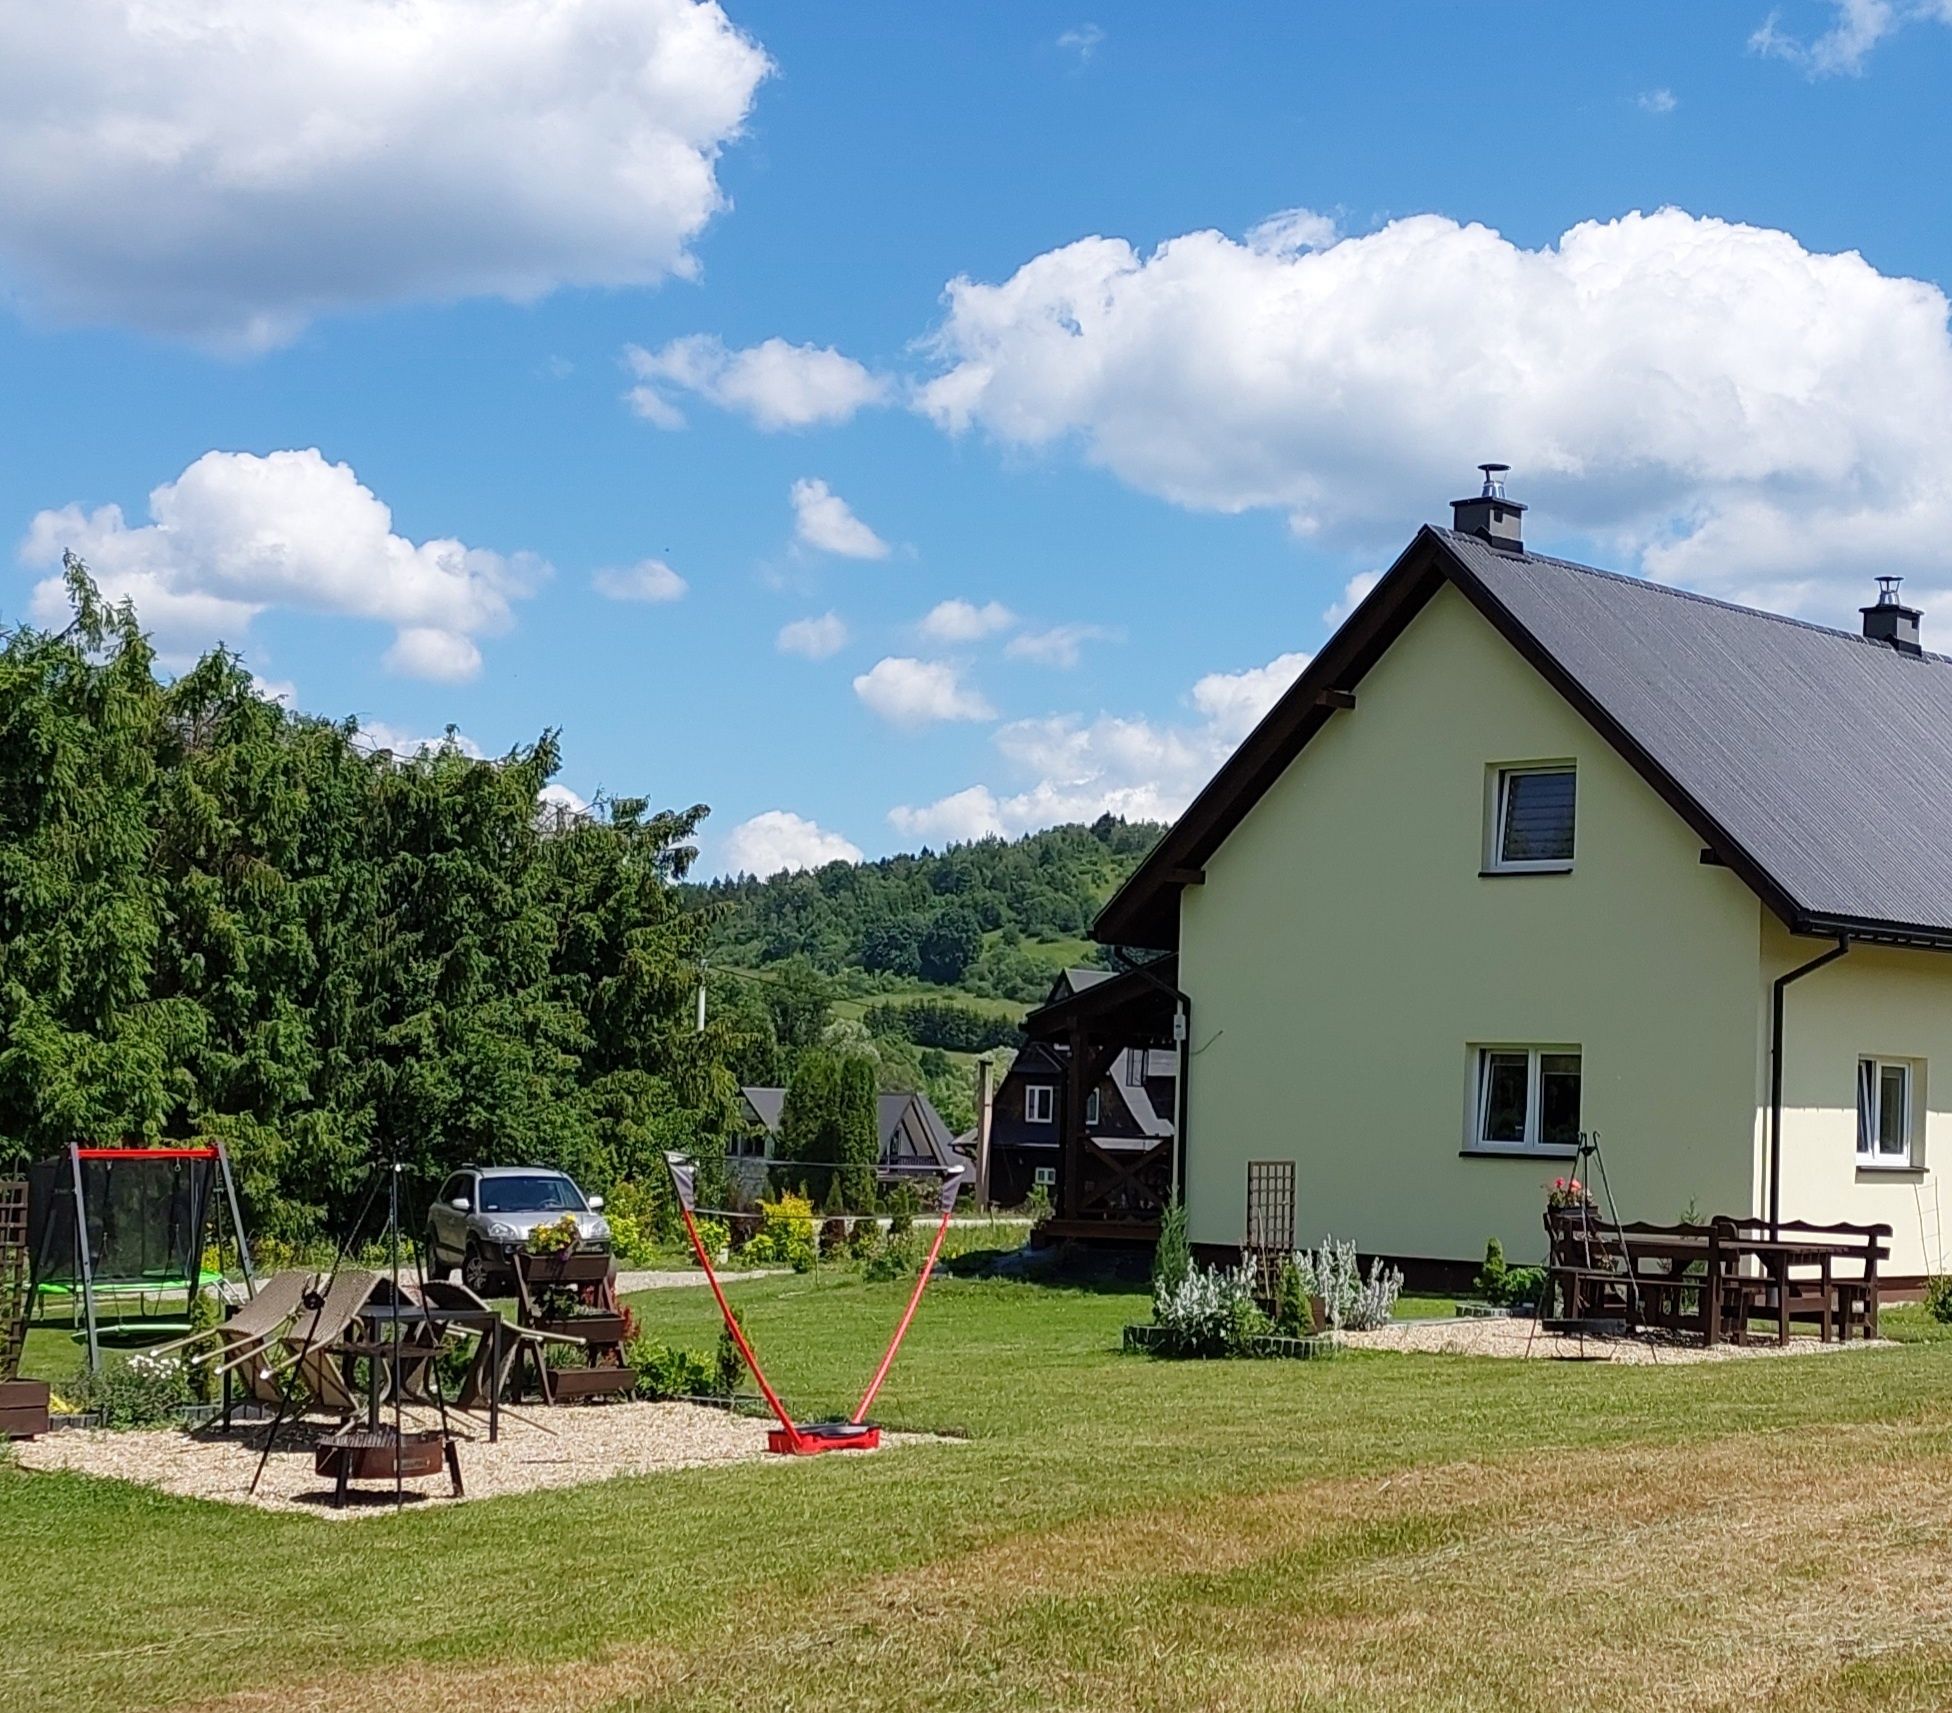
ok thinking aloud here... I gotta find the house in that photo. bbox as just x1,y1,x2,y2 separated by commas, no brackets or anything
1092,470,1952,1287
986,968,1180,1234
734,1085,965,1202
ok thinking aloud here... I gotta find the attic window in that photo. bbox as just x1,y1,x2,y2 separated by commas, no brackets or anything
1488,764,1576,873
1025,1085,1055,1125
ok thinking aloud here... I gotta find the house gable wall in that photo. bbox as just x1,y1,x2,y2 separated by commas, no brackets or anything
1178,582,1764,1264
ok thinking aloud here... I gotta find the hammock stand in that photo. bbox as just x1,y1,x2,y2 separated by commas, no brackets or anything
662,1151,967,1456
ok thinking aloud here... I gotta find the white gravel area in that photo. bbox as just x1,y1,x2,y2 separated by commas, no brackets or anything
612,1267,769,1293
1343,1315,1893,1363
13,1402,940,1517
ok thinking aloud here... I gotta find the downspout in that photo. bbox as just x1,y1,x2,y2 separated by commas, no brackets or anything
1768,935,1850,1238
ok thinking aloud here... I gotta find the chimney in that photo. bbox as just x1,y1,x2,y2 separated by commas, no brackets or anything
1861,575,1923,655
1451,462,1525,553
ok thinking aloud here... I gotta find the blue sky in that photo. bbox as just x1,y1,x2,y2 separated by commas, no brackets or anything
6,1,1952,875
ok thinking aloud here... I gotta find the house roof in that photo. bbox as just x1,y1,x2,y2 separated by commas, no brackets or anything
738,1085,962,1173
1097,524,1952,952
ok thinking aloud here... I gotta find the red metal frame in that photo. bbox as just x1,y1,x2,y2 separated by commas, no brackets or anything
75,1146,220,1160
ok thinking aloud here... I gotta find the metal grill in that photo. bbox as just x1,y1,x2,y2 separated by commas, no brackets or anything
1,1180,30,1383
1244,1160,1296,1290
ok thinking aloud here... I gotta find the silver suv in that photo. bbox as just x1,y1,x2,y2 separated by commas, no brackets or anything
426,1164,612,1293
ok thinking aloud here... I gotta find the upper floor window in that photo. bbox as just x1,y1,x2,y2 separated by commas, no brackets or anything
1470,1046,1581,1154
1857,1058,1920,1168
1488,764,1576,872
1025,1084,1055,1124
1085,1089,1101,1127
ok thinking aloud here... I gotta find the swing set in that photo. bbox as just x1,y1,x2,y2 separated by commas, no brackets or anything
663,1151,967,1455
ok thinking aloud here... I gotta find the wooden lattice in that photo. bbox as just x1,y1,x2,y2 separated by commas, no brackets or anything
1244,1160,1296,1290
0,1180,30,1383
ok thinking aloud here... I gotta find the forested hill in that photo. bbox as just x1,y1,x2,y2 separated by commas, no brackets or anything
690,817,1166,1007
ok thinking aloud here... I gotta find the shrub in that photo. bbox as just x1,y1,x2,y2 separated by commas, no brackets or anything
819,1216,849,1258
1291,1237,1402,1332
715,1309,748,1398
1023,1183,1053,1227
864,1236,917,1283
1475,1237,1508,1303
687,1216,729,1263
1926,1274,1952,1324
69,1352,190,1428
885,1181,919,1239
1272,1254,1313,1337
848,1215,881,1260
1501,1265,1545,1309
185,1287,224,1403
1150,1262,1266,1357
1152,1200,1190,1300
628,1340,718,1400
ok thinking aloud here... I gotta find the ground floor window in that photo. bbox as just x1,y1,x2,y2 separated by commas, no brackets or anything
1470,1046,1581,1153
1033,1165,1057,1188
1857,1057,1919,1167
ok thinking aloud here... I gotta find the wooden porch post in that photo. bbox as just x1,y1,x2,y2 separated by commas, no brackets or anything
1060,1024,1090,1223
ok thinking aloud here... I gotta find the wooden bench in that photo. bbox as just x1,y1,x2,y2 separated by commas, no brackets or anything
1709,1219,1889,1345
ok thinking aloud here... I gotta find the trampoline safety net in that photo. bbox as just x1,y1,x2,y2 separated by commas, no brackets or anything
27,1151,217,1290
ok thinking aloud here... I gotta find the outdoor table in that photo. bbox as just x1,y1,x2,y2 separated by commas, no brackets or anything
1718,1235,1863,1346
333,1301,507,1442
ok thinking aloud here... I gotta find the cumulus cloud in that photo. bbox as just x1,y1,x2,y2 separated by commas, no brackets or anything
889,649,1308,840
1005,622,1115,668
791,478,890,559
1322,571,1383,628
21,448,540,679
1749,0,1913,75
0,0,770,347
852,657,995,727
538,781,592,825
1057,24,1106,61
625,335,889,430
593,559,688,602
918,598,1016,643
1636,87,1678,114
351,720,486,760
777,612,848,659
918,207,1952,626
724,809,863,877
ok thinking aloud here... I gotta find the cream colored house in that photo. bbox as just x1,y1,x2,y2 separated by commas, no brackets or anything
1096,478,1952,1285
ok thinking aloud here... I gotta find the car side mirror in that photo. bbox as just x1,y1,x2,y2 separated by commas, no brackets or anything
450,1197,470,1212
587,1195,605,1211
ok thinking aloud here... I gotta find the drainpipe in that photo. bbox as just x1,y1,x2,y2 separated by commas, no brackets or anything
1768,936,1850,1238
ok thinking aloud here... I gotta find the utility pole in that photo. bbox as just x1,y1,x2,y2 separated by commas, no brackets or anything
696,962,707,1033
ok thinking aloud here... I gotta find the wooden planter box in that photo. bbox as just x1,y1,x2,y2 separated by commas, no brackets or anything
547,1365,636,1400
0,1379,51,1441
517,1251,613,1286
538,1313,629,1346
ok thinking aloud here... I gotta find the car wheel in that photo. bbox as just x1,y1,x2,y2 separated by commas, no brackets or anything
461,1241,499,1296
424,1228,454,1281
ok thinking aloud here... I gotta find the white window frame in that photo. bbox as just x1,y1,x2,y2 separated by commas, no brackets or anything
1024,1084,1055,1125
1485,762,1576,874
1467,1045,1582,1155
1033,1166,1057,1188
1084,1089,1101,1127
1857,1057,1922,1170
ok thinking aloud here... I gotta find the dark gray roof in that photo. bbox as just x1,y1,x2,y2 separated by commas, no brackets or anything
741,1087,786,1133
1438,528,1952,939
739,1085,961,1172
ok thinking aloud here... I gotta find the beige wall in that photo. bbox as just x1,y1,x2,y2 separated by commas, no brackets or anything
1768,922,1952,1278
1179,584,1766,1267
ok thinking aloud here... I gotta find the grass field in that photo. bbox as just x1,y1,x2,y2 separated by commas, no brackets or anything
6,1267,1952,1712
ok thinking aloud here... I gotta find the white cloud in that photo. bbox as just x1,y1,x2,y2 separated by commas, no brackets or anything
251,674,298,707
0,1,769,348
1005,623,1114,668
918,207,1952,627
1057,24,1106,61
1246,207,1341,256
352,720,486,760
1637,87,1678,114
890,649,1309,840
625,335,889,430
538,781,592,825
1749,0,1906,75
22,448,540,679
918,598,1016,643
724,809,863,877
593,559,688,603
852,657,995,728
1322,571,1382,628
791,478,890,559
777,612,848,659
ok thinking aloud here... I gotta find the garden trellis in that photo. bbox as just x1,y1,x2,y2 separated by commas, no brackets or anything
662,1151,968,1455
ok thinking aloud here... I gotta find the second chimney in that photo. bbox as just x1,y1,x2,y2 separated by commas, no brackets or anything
1861,575,1923,654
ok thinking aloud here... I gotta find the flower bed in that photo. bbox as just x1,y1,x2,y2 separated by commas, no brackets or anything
1122,1324,1336,1360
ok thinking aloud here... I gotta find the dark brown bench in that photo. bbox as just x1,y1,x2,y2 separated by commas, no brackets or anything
1709,1218,1889,1345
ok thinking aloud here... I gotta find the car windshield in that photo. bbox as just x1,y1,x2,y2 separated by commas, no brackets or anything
477,1174,586,1214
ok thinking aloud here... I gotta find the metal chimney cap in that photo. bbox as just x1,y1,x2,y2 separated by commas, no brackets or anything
1477,462,1510,498
1875,574,1905,608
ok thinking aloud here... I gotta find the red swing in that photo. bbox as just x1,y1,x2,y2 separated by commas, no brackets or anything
663,1152,968,1455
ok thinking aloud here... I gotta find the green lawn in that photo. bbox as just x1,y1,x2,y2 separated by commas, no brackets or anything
5,1276,1952,1712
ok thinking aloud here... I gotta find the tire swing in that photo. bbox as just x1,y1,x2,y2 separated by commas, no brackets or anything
662,1152,968,1456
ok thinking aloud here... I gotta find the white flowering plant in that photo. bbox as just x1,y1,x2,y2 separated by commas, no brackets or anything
1290,1237,1402,1332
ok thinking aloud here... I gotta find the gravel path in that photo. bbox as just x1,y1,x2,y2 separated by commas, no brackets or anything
14,1401,941,1516
1343,1315,1892,1363
612,1267,769,1293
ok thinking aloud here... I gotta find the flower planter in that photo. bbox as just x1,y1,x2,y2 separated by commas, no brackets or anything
546,1365,636,1400
538,1313,630,1345
0,1378,50,1440
517,1250,613,1286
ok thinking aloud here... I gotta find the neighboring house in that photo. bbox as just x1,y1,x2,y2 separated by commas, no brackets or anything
1092,472,1952,1285
734,1085,965,1201
988,969,1177,1214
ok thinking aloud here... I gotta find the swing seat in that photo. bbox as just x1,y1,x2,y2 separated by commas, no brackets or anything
768,1420,881,1456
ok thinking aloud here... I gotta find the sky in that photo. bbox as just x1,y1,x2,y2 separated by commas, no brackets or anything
5,1,1952,877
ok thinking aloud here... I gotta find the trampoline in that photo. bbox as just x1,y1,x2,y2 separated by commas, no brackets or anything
27,1143,255,1370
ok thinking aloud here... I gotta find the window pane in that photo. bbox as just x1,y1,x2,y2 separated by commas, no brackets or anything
1500,769,1576,863
1539,1054,1582,1148
1857,1060,1876,1157
1879,1064,1909,1156
1480,1051,1529,1143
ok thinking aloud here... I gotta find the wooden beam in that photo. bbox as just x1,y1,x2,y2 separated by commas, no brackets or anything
1316,687,1357,710
1161,866,1205,887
